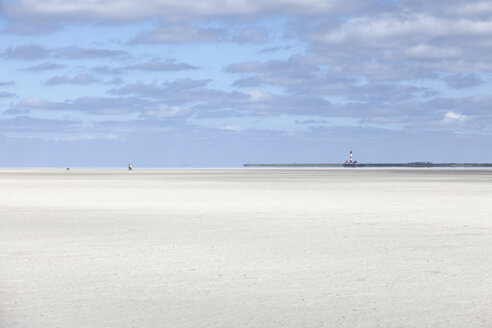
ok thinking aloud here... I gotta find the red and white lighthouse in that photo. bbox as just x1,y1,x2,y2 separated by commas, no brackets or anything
350,151,353,164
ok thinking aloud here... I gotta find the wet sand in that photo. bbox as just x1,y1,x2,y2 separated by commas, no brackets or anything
1,169,491,327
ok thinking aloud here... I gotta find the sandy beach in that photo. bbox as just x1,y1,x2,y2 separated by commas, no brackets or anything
1,168,491,327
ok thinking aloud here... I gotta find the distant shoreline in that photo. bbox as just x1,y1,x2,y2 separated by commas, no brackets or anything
244,163,492,168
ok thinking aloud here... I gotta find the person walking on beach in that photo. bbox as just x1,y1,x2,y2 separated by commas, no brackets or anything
128,163,133,171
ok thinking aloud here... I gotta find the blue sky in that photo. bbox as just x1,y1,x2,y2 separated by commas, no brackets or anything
1,0,492,167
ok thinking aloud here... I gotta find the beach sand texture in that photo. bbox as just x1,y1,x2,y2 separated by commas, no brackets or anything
1,169,491,327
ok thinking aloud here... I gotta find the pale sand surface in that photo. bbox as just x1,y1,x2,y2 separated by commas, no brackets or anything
1,168,491,327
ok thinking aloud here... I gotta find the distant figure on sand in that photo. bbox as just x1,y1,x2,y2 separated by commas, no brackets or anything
66,168,70,172
128,164,133,171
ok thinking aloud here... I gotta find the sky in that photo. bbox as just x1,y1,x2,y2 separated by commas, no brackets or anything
1,0,492,167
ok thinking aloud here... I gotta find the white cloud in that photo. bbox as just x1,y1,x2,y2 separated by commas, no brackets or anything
142,105,190,118
405,44,462,59
57,133,123,142
19,98,52,107
126,60,197,71
4,0,353,21
442,111,469,125
243,89,272,102
45,74,101,86
313,15,492,45
423,1,492,17
133,25,226,43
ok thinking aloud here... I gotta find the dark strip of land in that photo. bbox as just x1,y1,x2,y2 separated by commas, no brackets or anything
243,163,492,168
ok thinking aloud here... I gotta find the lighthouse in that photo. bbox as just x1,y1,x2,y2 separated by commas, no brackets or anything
344,150,358,167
